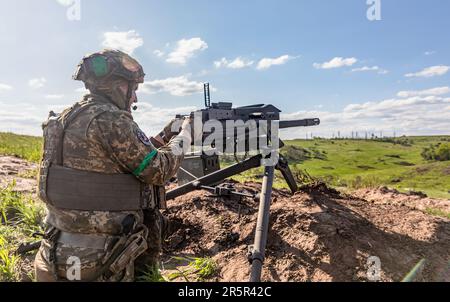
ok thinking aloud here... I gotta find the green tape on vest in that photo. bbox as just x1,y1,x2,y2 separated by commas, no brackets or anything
133,150,158,176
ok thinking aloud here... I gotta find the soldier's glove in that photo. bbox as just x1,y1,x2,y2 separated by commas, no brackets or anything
152,118,184,147
171,117,203,149
162,118,184,142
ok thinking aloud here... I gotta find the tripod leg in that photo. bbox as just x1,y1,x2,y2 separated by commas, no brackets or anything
276,154,298,194
249,165,275,282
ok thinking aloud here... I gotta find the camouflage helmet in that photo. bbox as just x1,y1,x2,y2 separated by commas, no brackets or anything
73,49,145,85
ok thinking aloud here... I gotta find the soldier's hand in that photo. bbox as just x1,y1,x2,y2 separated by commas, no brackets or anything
164,118,183,137
151,118,185,147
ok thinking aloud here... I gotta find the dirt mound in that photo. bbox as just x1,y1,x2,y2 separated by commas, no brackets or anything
354,187,450,213
164,182,450,282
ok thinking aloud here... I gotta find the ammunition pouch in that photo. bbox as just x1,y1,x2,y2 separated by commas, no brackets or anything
108,227,149,275
86,225,149,281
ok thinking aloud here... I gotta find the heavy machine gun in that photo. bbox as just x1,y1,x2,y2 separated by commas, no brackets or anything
167,83,320,282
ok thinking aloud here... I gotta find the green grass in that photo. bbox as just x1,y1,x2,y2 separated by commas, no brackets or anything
137,265,167,282
0,132,42,162
166,256,218,281
0,182,45,282
0,247,20,281
230,136,450,199
0,181,45,233
288,137,450,199
425,208,450,219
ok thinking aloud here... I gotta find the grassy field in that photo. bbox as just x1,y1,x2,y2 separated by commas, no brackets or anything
286,136,450,199
231,136,450,199
1,132,449,199
0,133,42,162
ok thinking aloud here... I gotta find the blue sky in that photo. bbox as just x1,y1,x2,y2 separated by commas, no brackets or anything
0,0,449,138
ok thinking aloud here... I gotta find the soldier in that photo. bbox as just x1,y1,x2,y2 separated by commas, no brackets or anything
34,49,192,281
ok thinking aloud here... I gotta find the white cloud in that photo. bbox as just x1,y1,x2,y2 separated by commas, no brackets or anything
281,93,450,139
0,101,47,136
313,57,358,69
0,83,13,92
424,51,436,56
45,94,65,99
405,65,450,78
166,38,208,65
256,55,294,70
352,66,379,72
351,66,389,74
153,50,165,58
397,86,450,98
102,30,144,55
214,57,254,69
132,102,198,136
28,78,47,89
141,76,211,97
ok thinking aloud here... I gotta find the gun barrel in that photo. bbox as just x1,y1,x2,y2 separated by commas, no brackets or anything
277,118,320,129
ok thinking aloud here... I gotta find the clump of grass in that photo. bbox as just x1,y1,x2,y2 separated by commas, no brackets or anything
0,182,45,282
0,182,45,235
0,224,37,282
425,208,450,219
167,256,218,281
0,248,21,281
190,257,217,280
347,175,383,190
291,165,316,186
281,145,311,163
137,265,167,282
0,226,24,282
18,168,39,179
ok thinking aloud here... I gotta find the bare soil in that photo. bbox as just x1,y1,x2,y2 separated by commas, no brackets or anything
0,156,38,192
164,183,449,282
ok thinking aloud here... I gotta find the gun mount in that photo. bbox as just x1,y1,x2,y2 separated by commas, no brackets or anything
167,83,320,282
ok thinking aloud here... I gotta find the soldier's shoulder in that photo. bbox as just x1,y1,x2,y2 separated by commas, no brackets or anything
88,107,134,134
93,107,133,123
79,95,132,120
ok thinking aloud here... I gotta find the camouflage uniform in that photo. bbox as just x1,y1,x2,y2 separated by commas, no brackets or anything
35,50,187,281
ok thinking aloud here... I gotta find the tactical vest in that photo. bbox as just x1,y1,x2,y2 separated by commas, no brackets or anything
38,98,161,212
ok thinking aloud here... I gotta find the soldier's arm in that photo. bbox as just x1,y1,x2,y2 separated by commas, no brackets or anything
90,111,190,186
150,118,182,148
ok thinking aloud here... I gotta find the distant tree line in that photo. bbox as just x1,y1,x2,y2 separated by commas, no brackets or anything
421,143,450,161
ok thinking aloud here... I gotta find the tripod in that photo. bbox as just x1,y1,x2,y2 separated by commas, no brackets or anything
166,151,298,282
